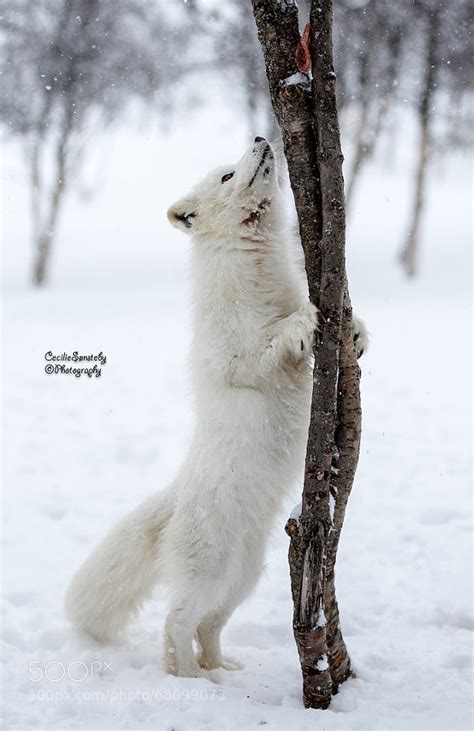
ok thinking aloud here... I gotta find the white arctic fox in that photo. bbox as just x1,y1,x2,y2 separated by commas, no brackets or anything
65,137,368,678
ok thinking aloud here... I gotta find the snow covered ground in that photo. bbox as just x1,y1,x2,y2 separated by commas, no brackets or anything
1,106,472,730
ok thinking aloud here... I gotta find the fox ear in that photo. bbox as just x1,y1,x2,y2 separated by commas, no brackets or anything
167,197,197,234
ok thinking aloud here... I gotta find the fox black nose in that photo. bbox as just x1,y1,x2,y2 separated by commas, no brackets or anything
254,136,265,143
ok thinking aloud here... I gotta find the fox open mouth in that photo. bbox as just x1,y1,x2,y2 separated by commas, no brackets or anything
247,145,272,188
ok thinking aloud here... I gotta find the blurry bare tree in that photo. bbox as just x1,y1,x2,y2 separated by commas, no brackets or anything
0,0,182,285
333,0,406,213
398,0,472,277
305,0,472,276
399,2,440,278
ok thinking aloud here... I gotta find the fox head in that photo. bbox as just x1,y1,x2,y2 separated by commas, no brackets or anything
167,137,280,241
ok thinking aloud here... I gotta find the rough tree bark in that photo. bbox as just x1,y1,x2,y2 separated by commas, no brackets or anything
400,7,439,277
323,289,361,687
252,0,362,709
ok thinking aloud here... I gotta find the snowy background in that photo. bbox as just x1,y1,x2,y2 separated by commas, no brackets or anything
2,86,473,731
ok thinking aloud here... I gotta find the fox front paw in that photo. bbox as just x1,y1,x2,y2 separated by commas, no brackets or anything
353,316,369,358
282,302,319,360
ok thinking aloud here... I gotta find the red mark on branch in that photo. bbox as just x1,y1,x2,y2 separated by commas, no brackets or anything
296,23,311,74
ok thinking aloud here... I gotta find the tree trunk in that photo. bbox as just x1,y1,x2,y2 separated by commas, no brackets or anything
28,140,42,242
399,120,430,278
252,1,322,298
32,178,65,286
252,0,362,710
400,8,439,278
31,121,70,286
325,290,361,688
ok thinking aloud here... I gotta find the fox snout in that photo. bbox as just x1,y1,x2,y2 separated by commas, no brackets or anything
252,136,271,158
246,137,275,190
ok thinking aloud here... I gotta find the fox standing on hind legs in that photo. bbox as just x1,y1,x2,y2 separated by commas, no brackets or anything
65,137,368,679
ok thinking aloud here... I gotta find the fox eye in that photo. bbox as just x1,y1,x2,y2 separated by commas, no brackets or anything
221,172,234,184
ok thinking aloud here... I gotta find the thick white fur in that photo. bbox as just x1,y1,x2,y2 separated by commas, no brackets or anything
65,139,368,678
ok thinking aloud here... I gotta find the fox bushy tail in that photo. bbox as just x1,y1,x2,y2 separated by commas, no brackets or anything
65,491,174,641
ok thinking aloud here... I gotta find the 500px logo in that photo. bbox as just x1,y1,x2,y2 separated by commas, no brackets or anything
28,660,113,682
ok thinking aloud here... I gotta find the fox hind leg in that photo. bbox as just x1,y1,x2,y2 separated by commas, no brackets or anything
195,606,243,671
195,542,264,671
164,593,218,679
